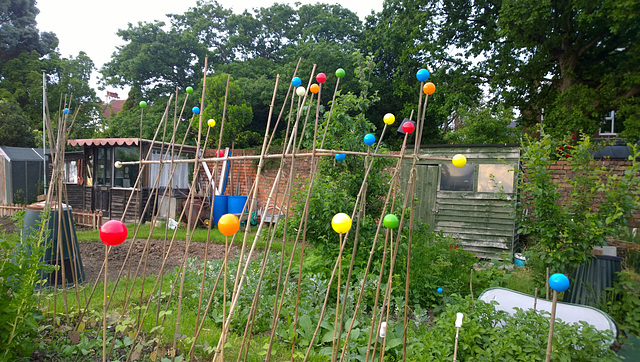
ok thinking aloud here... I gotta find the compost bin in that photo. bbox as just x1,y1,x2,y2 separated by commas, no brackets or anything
22,201,85,286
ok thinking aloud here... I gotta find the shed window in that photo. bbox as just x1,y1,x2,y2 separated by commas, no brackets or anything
440,164,474,191
96,148,112,186
477,164,514,193
114,147,139,188
148,149,190,189
63,160,78,184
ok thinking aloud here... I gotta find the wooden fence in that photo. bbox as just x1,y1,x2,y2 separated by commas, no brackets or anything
72,209,103,229
0,203,25,218
0,204,103,229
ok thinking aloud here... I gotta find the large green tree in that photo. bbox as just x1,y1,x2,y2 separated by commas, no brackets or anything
0,50,101,140
362,1,484,146
100,21,208,99
104,87,192,143
0,0,57,67
493,0,640,140
101,1,364,147
0,0,100,144
202,73,253,148
0,100,34,147
364,0,640,143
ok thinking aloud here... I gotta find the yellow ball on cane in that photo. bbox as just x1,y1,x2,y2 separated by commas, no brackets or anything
331,213,352,234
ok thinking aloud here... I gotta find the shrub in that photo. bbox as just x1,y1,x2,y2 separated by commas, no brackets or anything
518,129,640,278
400,227,478,308
603,271,640,336
0,211,53,359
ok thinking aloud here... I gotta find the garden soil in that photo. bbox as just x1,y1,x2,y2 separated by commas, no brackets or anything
0,216,19,234
2,216,239,283
79,238,240,283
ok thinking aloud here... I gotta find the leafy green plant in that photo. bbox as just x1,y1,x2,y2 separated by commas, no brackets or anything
0,210,54,359
518,129,640,277
401,228,478,308
407,294,619,361
603,271,640,336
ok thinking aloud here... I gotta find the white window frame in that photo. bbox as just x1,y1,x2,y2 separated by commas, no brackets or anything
600,110,617,136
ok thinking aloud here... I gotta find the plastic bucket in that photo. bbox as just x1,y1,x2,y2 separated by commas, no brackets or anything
211,195,228,227
514,253,526,267
228,196,248,214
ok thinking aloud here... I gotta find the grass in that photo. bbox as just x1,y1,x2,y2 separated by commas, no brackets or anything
75,222,298,254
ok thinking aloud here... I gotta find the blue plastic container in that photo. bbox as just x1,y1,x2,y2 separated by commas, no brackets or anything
228,196,248,214
514,253,526,267
211,195,228,227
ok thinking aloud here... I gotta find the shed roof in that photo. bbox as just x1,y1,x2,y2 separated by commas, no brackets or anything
68,138,140,147
0,146,49,162
67,138,198,152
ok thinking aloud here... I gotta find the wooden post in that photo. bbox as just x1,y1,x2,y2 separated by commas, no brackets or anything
546,267,550,300
545,290,558,362
545,273,569,361
470,269,474,301
453,313,463,362
103,244,108,362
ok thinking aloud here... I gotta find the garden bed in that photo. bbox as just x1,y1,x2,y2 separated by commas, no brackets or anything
78,239,240,283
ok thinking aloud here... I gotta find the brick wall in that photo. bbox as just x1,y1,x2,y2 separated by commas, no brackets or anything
544,159,640,228
200,149,640,228
200,149,314,214
203,148,257,198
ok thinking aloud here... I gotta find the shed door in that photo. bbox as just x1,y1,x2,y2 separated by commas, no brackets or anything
414,165,439,227
93,147,112,217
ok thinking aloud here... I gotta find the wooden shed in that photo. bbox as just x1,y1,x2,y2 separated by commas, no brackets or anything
63,138,196,222
402,144,520,259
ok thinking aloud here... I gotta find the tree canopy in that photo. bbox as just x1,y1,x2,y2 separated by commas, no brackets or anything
0,0,100,146
0,0,57,66
363,0,640,142
0,99,35,147
5,0,636,147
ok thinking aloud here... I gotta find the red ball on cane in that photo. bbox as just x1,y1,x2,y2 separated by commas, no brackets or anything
99,220,128,246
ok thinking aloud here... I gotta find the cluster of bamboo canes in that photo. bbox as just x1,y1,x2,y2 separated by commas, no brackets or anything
42,57,443,361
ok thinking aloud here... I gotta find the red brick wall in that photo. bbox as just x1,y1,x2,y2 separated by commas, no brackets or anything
202,148,257,198
200,149,314,214
545,159,640,228
200,149,640,229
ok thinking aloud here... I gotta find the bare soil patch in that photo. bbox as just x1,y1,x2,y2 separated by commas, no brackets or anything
0,216,19,234
79,238,238,283
2,216,240,284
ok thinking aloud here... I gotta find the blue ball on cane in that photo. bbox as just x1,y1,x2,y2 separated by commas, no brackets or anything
363,134,375,146
549,273,570,292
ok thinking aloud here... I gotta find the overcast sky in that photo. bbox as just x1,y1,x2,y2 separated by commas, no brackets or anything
36,0,383,100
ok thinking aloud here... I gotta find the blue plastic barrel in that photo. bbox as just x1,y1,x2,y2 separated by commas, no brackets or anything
228,196,248,214
212,195,228,227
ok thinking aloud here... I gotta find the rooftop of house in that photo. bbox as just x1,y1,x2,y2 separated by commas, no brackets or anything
102,99,126,120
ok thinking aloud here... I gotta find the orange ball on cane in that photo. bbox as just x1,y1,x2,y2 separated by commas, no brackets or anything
218,214,240,236
423,82,436,95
